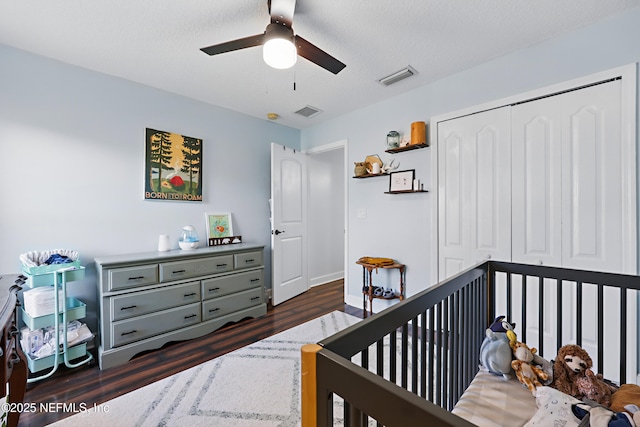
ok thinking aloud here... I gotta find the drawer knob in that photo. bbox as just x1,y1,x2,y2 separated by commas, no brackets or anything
128,276,145,281
250,278,260,283
209,308,220,313
245,259,255,263
208,287,220,292
121,330,137,336
216,264,228,268
184,292,196,297
251,296,261,301
173,269,186,274
121,305,138,310
184,314,197,320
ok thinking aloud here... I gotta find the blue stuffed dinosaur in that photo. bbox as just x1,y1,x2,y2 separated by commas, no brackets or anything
479,316,517,379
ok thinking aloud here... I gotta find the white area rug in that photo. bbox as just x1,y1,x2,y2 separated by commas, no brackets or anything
50,311,360,427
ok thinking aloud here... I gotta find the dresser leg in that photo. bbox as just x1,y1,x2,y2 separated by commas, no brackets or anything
7,351,27,427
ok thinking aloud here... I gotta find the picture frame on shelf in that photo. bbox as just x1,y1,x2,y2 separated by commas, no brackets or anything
205,212,233,243
389,170,415,192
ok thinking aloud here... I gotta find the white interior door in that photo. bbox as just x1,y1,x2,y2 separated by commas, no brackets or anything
270,143,308,305
437,107,511,280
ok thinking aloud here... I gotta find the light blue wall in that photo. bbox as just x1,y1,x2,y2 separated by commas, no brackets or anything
0,45,300,330
301,7,640,309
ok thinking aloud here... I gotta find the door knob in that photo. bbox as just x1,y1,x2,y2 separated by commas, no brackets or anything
273,229,285,235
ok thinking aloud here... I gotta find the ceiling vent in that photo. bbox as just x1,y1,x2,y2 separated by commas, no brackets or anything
294,105,322,118
378,66,417,86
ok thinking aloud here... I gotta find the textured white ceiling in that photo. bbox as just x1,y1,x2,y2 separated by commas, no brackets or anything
1,0,639,129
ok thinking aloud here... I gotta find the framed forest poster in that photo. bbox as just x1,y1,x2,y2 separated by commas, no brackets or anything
144,128,203,201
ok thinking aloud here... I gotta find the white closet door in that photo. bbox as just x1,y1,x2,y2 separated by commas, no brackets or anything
511,97,563,267
438,107,511,280
511,79,634,382
560,80,624,273
512,79,626,273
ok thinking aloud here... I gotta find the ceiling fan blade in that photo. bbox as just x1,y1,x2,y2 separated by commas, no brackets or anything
200,33,265,56
268,0,296,27
295,35,346,75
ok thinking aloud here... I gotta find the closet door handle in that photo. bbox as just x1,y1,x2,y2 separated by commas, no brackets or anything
273,229,285,235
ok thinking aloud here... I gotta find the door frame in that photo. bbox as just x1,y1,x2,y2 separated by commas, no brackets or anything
304,139,349,295
430,63,637,283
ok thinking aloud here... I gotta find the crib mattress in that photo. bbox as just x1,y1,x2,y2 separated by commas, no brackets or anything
452,369,538,427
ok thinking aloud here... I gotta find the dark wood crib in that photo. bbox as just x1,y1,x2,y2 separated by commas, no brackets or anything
301,261,640,426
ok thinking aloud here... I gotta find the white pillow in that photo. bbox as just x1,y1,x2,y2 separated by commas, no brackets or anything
524,386,581,426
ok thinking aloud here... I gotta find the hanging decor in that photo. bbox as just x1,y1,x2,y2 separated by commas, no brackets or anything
144,128,203,202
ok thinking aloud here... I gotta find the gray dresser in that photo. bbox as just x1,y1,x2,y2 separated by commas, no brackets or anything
95,244,265,370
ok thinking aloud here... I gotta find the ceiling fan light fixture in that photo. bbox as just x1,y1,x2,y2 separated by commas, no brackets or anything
263,23,297,69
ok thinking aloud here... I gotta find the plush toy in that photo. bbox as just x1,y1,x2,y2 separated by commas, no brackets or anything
611,384,640,422
479,316,517,379
551,344,616,407
510,341,550,396
576,368,617,407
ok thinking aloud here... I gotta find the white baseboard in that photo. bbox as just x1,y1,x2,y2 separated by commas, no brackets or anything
310,271,344,287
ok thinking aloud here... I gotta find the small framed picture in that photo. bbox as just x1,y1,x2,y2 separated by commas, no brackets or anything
389,170,415,192
205,212,233,240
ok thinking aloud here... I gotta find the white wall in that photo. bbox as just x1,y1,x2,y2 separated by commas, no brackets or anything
307,146,345,286
300,6,640,311
0,45,300,331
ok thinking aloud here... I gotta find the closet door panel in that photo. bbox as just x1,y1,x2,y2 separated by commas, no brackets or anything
438,129,469,280
512,98,562,267
561,81,622,273
438,107,510,280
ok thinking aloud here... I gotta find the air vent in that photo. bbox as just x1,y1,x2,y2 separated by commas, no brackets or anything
294,105,322,118
378,66,417,86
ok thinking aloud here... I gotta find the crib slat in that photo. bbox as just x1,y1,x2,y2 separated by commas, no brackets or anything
556,279,562,353
538,276,544,356
434,303,442,404
597,284,604,375
521,275,528,343
576,281,583,346
412,316,418,393
402,323,409,389
620,287,627,383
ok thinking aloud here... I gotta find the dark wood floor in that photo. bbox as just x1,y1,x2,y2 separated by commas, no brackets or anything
18,280,363,426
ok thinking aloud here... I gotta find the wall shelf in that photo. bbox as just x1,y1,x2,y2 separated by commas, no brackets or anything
385,190,428,194
353,173,388,179
385,143,428,154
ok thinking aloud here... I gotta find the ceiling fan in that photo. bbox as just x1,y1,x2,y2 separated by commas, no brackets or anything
200,0,346,74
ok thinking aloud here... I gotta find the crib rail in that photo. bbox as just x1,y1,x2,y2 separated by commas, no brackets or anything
302,261,640,427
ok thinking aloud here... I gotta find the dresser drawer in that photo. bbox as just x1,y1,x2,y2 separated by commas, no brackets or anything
111,302,201,347
110,281,201,321
160,255,233,282
108,265,158,291
201,270,263,300
234,251,263,269
202,288,263,321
